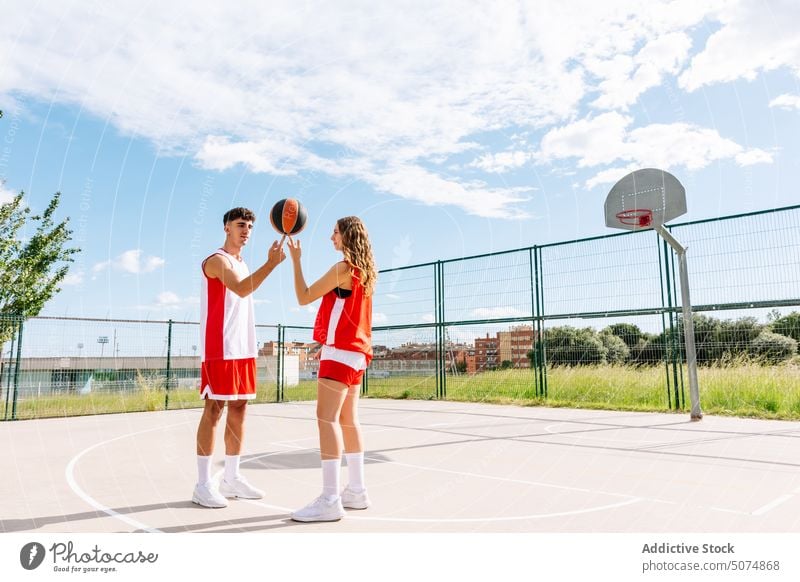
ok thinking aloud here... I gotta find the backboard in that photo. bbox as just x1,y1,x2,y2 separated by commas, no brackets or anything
604,168,687,230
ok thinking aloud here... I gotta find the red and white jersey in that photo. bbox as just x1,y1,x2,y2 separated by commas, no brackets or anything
200,249,257,362
313,265,372,362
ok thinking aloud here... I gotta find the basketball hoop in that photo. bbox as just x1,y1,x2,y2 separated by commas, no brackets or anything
615,208,653,228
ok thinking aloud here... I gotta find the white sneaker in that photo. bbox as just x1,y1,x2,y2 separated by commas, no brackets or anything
340,486,371,510
219,475,264,499
192,482,228,508
291,495,345,522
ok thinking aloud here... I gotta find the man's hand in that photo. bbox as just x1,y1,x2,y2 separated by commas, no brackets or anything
267,235,287,268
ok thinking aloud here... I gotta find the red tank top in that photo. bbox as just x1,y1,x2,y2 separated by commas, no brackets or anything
313,266,372,361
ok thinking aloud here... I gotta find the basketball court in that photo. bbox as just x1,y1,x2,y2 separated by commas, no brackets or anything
2,399,800,533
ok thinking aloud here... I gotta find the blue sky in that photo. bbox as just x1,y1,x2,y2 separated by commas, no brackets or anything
1,0,799,329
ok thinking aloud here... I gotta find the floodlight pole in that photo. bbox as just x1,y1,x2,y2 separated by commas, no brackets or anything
654,224,702,420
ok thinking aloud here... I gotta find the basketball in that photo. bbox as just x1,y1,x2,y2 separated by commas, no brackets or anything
269,198,307,235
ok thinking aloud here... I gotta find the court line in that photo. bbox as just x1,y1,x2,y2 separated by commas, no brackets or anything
64,423,189,533
258,440,647,523
752,495,793,516
241,497,643,523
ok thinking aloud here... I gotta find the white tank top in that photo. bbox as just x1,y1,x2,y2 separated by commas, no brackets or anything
200,249,257,361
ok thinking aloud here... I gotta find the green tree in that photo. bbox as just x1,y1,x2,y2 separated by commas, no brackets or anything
536,326,607,366
604,323,643,349
770,311,800,344
717,316,762,357
1,190,79,341
599,330,630,364
749,331,797,364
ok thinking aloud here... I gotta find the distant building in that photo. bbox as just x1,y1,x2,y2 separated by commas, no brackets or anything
468,325,536,373
0,350,300,398
261,340,320,378
471,334,499,373
498,325,535,369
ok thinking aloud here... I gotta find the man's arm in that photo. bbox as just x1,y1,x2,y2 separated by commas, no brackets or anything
204,238,286,298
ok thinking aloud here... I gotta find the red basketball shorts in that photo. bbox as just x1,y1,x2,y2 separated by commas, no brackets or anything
200,357,257,400
318,345,367,387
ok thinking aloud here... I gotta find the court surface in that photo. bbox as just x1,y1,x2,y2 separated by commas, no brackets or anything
2,399,800,533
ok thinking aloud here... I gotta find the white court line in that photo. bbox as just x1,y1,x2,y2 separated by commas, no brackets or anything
752,495,794,516
240,497,642,523
543,423,666,445
64,423,190,533
257,440,647,523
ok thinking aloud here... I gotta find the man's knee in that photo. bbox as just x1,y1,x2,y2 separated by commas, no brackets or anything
203,401,224,423
226,401,247,420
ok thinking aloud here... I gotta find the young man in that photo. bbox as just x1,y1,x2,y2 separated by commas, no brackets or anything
192,207,286,508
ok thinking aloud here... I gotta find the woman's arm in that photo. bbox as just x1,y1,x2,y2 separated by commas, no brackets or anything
286,238,351,305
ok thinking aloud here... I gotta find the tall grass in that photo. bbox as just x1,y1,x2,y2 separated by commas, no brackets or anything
5,363,800,420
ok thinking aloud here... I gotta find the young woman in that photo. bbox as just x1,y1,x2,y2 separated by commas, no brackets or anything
286,216,376,522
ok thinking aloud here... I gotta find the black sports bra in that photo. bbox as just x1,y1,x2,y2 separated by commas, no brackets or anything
333,287,352,298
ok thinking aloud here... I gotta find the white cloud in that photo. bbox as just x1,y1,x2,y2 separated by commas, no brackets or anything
679,0,800,91
585,165,640,190
735,149,774,166
590,32,692,110
368,165,533,220
93,249,165,274
471,306,527,319
536,112,633,167
62,271,84,286
470,151,531,173
156,291,181,306
373,312,388,325
0,2,729,220
138,292,199,312
0,183,17,205
769,94,800,110
537,114,773,188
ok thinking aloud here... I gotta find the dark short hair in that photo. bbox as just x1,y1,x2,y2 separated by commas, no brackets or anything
223,207,256,224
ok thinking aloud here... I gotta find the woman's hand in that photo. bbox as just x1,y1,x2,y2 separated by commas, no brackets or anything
287,236,302,262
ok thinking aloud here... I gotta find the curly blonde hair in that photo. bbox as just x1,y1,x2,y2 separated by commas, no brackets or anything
338,216,377,296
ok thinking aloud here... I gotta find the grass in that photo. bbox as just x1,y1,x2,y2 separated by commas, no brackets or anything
5,363,800,421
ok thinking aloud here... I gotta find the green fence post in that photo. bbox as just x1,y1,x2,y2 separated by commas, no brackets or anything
434,262,441,399
11,318,23,421
440,261,447,399
667,225,686,410
164,319,173,410
661,239,682,410
656,232,672,409
535,247,548,398
3,321,16,421
276,325,283,402
528,248,538,398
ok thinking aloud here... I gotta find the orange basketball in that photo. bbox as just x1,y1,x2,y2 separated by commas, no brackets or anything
269,198,307,235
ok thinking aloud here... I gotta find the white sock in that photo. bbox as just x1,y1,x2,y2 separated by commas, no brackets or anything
321,458,341,499
224,455,241,482
345,452,365,492
197,455,212,486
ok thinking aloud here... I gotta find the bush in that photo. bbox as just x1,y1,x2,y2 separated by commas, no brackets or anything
599,331,630,364
604,323,643,348
539,326,606,366
771,312,800,344
749,331,798,364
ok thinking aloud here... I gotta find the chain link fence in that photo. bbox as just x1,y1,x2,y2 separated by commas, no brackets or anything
3,204,800,420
